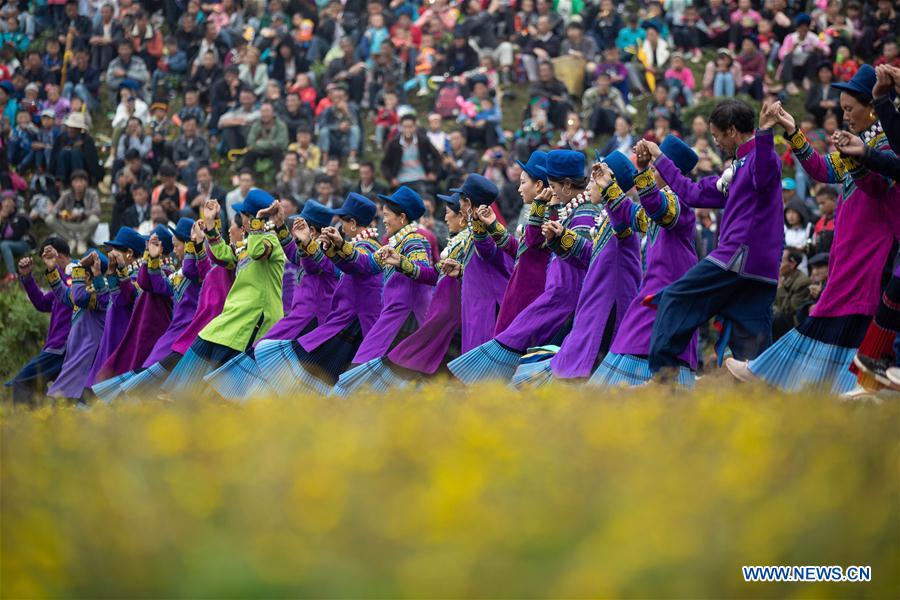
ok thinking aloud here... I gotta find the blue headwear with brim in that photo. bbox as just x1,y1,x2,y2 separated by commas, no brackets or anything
832,64,877,101
546,149,586,180
660,135,699,176
172,217,195,243
332,192,377,226
298,199,334,229
232,188,275,217
104,226,147,256
152,224,174,254
603,151,638,191
449,173,499,206
516,150,549,185
377,186,426,222
437,192,462,213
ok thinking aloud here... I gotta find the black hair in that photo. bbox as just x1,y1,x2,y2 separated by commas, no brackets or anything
399,113,417,123
786,250,803,266
547,175,589,189
70,169,89,182
238,167,254,178
708,99,755,134
41,236,70,257
384,200,408,220
815,186,837,200
842,88,873,107
359,161,375,171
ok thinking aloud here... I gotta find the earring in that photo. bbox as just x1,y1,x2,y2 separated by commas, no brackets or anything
870,111,876,120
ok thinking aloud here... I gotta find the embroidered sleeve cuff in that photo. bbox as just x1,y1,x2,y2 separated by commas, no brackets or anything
336,241,354,260
548,228,578,257
300,239,320,257
602,180,626,210
248,218,267,234
71,266,86,281
787,129,809,152
634,168,658,197
471,219,488,239
398,255,418,278
46,267,61,285
91,275,106,291
147,256,162,271
116,266,130,280
275,224,292,246
207,227,221,243
528,199,548,225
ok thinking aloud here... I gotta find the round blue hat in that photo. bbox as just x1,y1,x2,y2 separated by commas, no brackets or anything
233,188,276,217
449,173,499,206
832,64,876,100
660,135,699,176
515,150,549,185
437,192,462,213
332,192,377,226
152,224,175,255
377,186,426,222
81,248,108,272
794,12,811,26
172,217,195,242
603,151,638,192
298,199,334,229
546,149,585,180
104,226,147,256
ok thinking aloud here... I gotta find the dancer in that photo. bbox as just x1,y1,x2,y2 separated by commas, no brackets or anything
513,151,642,386
449,173,513,350
728,66,898,393
588,136,700,387
203,200,340,401
46,246,108,402
7,238,72,404
252,193,384,397
333,192,474,394
493,151,553,334
84,226,146,388
90,224,175,394
645,99,783,380
448,149,602,384
162,188,287,396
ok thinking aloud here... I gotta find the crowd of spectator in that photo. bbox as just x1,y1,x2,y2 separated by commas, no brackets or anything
0,0,896,346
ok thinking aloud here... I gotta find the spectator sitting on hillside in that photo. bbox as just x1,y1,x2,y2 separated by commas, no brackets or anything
45,169,99,255
0,190,33,280
380,113,441,195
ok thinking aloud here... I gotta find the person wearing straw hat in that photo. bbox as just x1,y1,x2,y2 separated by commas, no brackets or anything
202,200,341,402
332,192,475,395
727,66,897,394
447,149,602,384
46,246,109,402
90,225,176,398
161,189,287,397
513,150,643,386
84,226,146,388
587,137,701,388
49,112,102,185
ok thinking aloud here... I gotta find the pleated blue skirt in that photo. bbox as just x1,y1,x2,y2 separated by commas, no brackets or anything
203,352,271,402
161,339,240,396
747,315,868,394
511,359,555,387
91,370,136,403
119,361,172,400
254,338,333,397
589,353,695,388
447,339,522,385
332,358,413,396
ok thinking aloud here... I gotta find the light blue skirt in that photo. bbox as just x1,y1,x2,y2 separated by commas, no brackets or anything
161,347,210,394
119,361,171,400
511,359,555,387
748,328,857,394
589,353,695,388
332,358,412,396
447,339,521,385
91,370,136,403
254,338,333,397
203,352,271,402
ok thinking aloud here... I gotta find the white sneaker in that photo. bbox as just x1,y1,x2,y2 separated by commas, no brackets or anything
840,385,882,403
887,366,900,390
416,87,429,97
725,357,756,382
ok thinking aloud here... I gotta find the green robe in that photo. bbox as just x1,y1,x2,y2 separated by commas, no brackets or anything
199,225,286,352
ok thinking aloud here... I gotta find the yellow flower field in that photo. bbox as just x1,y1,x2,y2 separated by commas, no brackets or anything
1,380,898,598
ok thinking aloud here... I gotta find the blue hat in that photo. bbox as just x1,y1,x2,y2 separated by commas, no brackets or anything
377,186,426,222
298,199,334,229
832,64,877,100
546,149,585,180
172,217,195,242
782,177,796,191
603,151,637,192
516,150,549,185
82,249,108,272
232,188,275,217
151,224,174,255
660,135,698,176
104,226,147,256
449,173,499,207
642,19,662,32
794,12,811,26
332,192,377,226
0,80,13,95
118,79,141,91
437,192,462,213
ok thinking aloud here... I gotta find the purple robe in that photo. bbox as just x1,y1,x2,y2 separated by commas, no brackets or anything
298,237,384,352
494,200,601,353
86,266,138,386
142,250,204,367
494,209,552,335
96,258,173,379
463,220,514,351
20,267,72,352
350,230,437,364
47,265,106,399
610,174,699,367
546,188,643,379
282,259,298,314
171,242,234,355
259,238,340,343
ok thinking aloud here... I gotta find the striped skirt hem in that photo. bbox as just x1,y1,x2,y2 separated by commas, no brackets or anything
589,353,695,388
447,339,521,385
